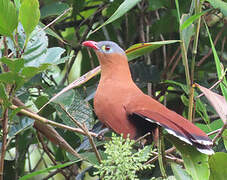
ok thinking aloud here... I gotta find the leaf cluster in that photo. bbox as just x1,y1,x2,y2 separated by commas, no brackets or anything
94,134,154,180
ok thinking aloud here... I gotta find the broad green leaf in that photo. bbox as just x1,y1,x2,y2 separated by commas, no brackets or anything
14,0,20,10
204,21,227,101
21,26,65,67
0,83,11,108
53,89,75,107
67,90,94,129
207,0,227,17
0,72,24,86
19,0,40,39
52,90,94,129
8,116,34,137
149,0,171,11
196,119,223,139
22,26,48,66
0,0,18,37
40,2,69,19
125,40,181,61
21,64,50,79
92,0,141,33
19,161,78,180
209,152,227,180
180,14,194,51
165,80,189,94
180,10,210,31
171,163,192,180
44,47,65,65
0,58,25,73
167,135,210,180
68,51,82,83
222,130,227,151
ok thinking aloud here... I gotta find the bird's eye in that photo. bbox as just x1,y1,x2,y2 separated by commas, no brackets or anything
105,45,110,51
101,45,111,52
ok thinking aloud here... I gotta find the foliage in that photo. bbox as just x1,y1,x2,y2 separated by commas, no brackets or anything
94,134,154,180
0,0,227,179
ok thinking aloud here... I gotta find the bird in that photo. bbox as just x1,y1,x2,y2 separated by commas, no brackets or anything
82,40,214,155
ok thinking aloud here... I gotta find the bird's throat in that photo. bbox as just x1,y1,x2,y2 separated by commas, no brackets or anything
96,52,133,82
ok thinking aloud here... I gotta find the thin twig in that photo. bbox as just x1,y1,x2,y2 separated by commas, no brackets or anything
212,123,227,144
207,128,221,136
135,132,151,144
151,151,184,165
41,8,72,33
196,78,224,98
145,147,181,165
168,53,182,79
83,123,102,163
9,104,98,138
59,105,102,163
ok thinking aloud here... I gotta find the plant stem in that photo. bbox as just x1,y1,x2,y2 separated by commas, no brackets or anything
0,109,9,180
157,127,167,178
188,0,202,121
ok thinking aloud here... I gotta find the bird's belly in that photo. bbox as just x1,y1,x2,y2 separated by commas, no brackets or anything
94,93,137,139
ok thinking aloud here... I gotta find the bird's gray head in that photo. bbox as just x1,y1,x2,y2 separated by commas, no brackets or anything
82,41,125,55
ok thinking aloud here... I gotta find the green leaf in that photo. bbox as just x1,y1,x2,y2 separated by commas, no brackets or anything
21,64,50,79
0,58,25,73
204,21,227,101
209,152,227,180
0,83,11,108
19,161,78,180
68,51,82,83
92,0,142,33
149,0,171,11
125,40,181,61
21,26,65,67
22,26,48,66
0,0,18,37
19,0,40,39
167,135,210,180
0,72,24,86
180,14,194,51
180,10,210,31
40,2,69,19
44,47,65,65
165,80,189,94
14,0,20,10
223,130,227,151
207,0,227,17
8,117,34,137
53,90,94,129
175,0,181,23
53,89,75,107
171,163,192,180
196,120,223,139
